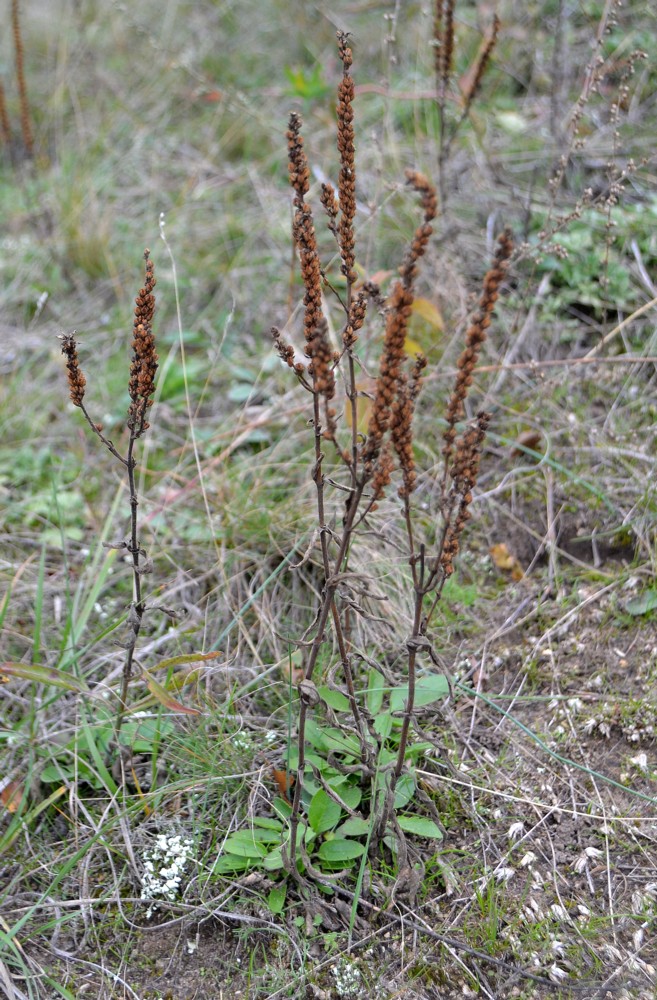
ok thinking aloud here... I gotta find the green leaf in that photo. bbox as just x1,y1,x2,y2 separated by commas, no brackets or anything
253,816,284,831
272,797,292,821
267,883,287,915
623,589,657,616
222,833,269,858
249,828,282,844
324,772,349,788
320,727,361,758
366,669,385,715
394,772,415,810
308,788,341,834
373,712,393,739
213,854,254,873
227,382,255,403
263,847,285,872
339,785,362,810
304,719,328,751
120,714,175,751
41,763,73,783
317,685,350,712
150,651,220,672
317,839,366,862
336,817,371,837
230,828,280,845
390,674,449,712
397,815,443,839
404,741,434,761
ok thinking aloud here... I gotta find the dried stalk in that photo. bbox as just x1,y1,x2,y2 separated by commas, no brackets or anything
278,32,512,876
11,0,33,158
61,251,158,749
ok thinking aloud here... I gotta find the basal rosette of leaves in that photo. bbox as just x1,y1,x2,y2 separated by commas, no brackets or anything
215,670,447,887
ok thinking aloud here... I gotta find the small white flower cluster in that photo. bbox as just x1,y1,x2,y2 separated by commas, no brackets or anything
331,958,361,999
233,729,277,752
141,833,194,917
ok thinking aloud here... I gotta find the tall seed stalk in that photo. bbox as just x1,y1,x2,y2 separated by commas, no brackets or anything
274,32,512,877
61,251,159,748
434,0,499,209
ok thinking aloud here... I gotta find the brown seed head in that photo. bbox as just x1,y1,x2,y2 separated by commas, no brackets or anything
287,112,310,203
441,411,490,576
443,230,512,464
60,333,86,407
363,174,436,470
336,32,357,284
128,250,158,435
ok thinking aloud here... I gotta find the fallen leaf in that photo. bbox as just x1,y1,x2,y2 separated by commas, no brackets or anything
280,650,304,686
0,780,23,813
490,543,524,581
271,768,295,803
511,430,543,457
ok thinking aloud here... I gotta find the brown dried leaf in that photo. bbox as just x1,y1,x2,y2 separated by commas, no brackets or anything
511,430,543,458
1,780,23,813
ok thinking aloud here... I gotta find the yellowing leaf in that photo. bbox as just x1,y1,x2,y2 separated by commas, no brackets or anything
344,378,375,433
411,298,444,331
0,662,86,691
151,652,219,672
403,336,424,359
144,672,203,715
167,668,204,692
490,544,524,581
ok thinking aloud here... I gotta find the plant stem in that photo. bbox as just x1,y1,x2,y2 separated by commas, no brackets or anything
115,432,144,741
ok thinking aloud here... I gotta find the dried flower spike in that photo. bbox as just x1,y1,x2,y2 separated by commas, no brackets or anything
127,250,158,436
460,15,500,122
443,228,512,466
336,31,357,285
391,354,427,498
11,0,33,158
363,172,437,468
286,112,336,412
438,0,455,102
60,333,86,407
441,411,490,577
0,81,12,148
